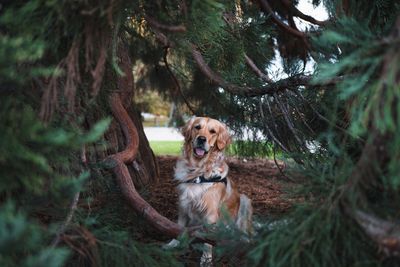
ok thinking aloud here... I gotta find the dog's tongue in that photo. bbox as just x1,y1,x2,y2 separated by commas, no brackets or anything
195,148,205,156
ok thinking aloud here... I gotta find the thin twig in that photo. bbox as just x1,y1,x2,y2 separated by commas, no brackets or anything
244,54,272,82
274,93,304,149
163,47,197,115
51,145,89,247
51,191,81,247
259,100,289,152
272,145,295,182
265,97,286,148
286,91,315,135
295,90,363,141
281,0,328,26
258,0,307,39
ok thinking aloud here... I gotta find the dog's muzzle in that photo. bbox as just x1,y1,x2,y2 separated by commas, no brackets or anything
193,136,208,158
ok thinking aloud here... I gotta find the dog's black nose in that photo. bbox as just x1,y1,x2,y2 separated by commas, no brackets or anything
197,136,206,143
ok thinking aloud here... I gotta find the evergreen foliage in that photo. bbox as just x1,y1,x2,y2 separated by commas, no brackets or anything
131,0,400,266
1,0,400,266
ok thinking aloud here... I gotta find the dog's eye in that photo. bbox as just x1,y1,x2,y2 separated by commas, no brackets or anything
210,129,216,134
195,125,201,130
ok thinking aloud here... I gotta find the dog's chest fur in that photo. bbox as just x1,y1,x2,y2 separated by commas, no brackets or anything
174,153,229,222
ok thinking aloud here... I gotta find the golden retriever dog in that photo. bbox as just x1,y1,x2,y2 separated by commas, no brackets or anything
166,117,252,266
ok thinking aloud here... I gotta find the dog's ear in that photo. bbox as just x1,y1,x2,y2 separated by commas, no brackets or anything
181,117,195,142
216,123,231,150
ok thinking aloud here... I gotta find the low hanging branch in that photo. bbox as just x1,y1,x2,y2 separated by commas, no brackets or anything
281,0,328,26
191,45,312,96
145,17,198,115
257,0,307,39
144,15,322,97
244,54,272,82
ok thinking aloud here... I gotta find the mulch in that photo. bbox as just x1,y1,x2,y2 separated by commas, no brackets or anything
146,156,296,223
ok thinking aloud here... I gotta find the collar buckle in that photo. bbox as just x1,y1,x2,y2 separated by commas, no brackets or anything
184,175,227,186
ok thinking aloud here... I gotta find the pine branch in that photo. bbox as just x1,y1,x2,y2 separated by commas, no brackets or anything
281,0,328,26
144,15,186,32
257,0,307,39
347,208,400,257
51,192,80,247
163,46,197,115
339,130,399,257
145,16,280,88
274,93,305,150
244,54,272,82
51,145,88,247
191,45,313,96
259,100,290,152
153,32,198,115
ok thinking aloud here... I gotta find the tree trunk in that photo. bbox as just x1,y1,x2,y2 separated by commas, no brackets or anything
88,41,159,188
102,106,159,187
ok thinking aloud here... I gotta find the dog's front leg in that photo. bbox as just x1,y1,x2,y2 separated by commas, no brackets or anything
200,243,213,267
200,212,218,266
163,211,188,249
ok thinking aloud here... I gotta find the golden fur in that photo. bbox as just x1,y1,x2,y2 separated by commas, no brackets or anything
166,117,252,265
174,116,253,231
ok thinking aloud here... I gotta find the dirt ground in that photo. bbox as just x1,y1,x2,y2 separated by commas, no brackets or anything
146,156,295,222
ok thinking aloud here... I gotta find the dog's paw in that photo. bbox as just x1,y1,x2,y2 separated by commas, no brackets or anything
200,243,213,267
162,239,180,250
200,253,213,267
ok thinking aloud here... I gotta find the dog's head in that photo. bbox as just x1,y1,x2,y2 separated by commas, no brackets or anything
181,117,231,159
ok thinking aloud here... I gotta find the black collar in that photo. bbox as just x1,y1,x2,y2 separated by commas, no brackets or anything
184,175,227,186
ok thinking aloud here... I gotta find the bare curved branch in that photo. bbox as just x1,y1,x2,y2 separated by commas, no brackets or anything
258,0,307,39
281,0,328,26
191,45,312,96
104,93,183,237
104,93,214,243
244,54,272,82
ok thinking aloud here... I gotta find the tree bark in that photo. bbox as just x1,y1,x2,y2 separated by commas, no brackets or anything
86,41,159,187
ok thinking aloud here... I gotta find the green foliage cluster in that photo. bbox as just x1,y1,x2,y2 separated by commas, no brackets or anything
213,2,400,267
0,1,179,266
226,140,277,158
1,2,84,261
2,0,400,266
135,90,172,117
0,96,110,266
137,0,400,266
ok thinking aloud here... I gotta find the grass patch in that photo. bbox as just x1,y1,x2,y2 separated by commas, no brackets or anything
149,140,279,158
226,140,279,158
149,141,182,156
